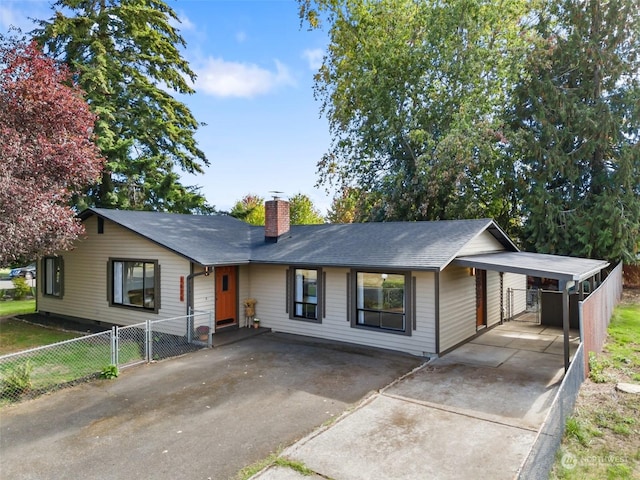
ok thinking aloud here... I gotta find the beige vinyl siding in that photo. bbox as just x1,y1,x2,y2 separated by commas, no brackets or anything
486,270,502,326
237,264,251,328
504,272,527,318
247,265,436,357
38,216,190,327
439,265,477,352
458,230,506,256
193,265,215,313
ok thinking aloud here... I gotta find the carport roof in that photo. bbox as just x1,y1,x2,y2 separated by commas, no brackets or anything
454,251,609,282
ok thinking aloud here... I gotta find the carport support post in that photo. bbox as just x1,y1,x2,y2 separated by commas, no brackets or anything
560,280,570,372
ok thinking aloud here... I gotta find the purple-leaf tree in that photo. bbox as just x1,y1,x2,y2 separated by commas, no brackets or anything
0,35,104,265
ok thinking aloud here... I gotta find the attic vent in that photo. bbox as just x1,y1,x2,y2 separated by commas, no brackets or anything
98,217,104,234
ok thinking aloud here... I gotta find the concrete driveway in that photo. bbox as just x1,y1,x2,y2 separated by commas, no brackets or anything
256,322,579,480
0,332,423,480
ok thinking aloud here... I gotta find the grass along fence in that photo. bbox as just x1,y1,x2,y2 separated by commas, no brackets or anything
0,311,213,404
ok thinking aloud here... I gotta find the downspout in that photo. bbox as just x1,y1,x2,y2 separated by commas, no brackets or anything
435,270,440,356
186,265,212,316
499,272,504,324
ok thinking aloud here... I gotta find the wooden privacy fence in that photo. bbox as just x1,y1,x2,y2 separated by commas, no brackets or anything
579,262,623,378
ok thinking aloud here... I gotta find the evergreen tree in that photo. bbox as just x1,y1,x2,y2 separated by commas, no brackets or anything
34,0,211,213
514,0,640,263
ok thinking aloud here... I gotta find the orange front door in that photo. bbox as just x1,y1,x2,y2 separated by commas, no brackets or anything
476,269,487,327
215,266,237,329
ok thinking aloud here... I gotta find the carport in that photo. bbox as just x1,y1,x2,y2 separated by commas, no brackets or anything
454,251,609,371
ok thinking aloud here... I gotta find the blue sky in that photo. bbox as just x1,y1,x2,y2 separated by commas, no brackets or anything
1,0,333,213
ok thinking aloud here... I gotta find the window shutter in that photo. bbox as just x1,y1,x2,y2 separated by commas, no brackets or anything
346,272,351,323
107,260,112,303
59,257,65,298
40,258,45,295
412,276,417,331
155,264,161,311
322,270,327,319
285,268,290,314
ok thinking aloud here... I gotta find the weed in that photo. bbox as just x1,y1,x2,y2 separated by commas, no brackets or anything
588,352,610,383
0,361,33,399
100,364,119,379
235,451,281,480
606,464,632,480
273,457,314,475
565,417,590,446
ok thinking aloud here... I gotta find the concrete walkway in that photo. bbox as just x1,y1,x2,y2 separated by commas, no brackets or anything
253,322,579,480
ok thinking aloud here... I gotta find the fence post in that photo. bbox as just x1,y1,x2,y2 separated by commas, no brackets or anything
111,326,118,366
208,310,213,348
146,318,152,362
187,306,193,343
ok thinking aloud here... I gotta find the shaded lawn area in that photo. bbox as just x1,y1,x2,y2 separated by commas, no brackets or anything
0,299,36,318
0,316,78,355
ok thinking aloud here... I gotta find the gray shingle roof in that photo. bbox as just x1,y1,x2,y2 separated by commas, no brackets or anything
81,208,253,265
80,209,515,270
249,219,514,270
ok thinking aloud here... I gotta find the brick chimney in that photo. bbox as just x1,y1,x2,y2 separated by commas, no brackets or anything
264,198,290,242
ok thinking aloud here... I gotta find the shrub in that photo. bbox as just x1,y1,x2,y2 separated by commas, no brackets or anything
11,277,31,300
1,361,33,399
100,364,119,379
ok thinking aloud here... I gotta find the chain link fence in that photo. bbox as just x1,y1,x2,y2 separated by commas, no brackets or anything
506,287,540,322
517,342,585,479
0,311,213,405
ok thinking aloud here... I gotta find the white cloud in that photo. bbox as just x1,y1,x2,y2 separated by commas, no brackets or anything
194,57,295,98
177,13,195,31
168,10,194,32
235,30,247,43
302,48,324,71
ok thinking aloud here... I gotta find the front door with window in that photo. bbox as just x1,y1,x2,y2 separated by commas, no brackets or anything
476,269,487,328
215,266,237,329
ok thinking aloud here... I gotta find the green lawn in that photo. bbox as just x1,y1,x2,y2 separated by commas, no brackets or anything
0,317,143,404
0,338,141,389
0,299,36,317
0,317,78,355
551,300,640,480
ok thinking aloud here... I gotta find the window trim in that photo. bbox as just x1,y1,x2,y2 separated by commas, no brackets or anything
288,267,323,323
42,256,64,298
108,258,160,313
349,269,412,336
